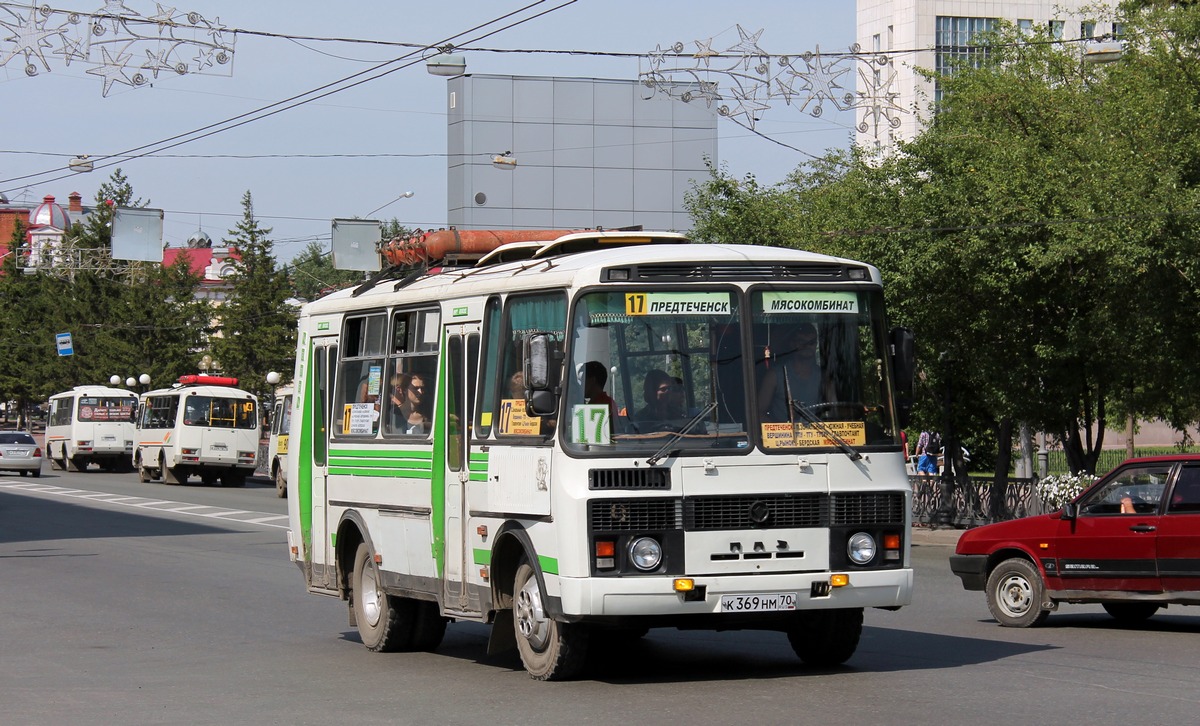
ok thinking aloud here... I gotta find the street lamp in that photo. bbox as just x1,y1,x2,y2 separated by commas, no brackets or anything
139,373,151,389
426,51,466,77
109,375,121,386
364,190,415,218
126,377,137,388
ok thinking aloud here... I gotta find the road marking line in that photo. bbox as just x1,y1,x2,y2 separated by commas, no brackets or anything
0,482,286,530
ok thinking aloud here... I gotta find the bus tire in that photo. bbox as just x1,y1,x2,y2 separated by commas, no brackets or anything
787,607,863,667
138,461,151,483
201,473,218,487
274,462,287,498
67,455,87,472
513,559,588,680
352,543,414,652
50,447,65,471
410,600,447,652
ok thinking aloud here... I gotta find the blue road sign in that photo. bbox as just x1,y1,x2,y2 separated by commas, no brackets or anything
56,332,73,356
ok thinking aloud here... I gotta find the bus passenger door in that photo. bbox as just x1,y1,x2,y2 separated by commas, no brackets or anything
441,324,481,613
307,339,339,590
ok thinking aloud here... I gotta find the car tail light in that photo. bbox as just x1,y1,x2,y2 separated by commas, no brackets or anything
34,448,42,457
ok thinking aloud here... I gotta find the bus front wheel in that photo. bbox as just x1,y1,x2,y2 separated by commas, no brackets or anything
787,607,863,667
351,543,414,652
513,559,588,680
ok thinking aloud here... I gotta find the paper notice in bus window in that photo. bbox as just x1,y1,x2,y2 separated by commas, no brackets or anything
760,421,866,449
498,398,542,435
570,404,611,445
761,291,858,315
625,291,731,316
343,403,378,435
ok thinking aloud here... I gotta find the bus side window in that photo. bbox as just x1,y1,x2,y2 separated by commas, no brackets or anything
337,312,387,437
384,307,440,437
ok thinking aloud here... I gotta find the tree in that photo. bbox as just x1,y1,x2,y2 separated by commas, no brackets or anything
211,191,296,398
287,240,363,302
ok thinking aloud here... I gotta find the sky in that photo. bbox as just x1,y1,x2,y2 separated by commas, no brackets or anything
1,0,857,263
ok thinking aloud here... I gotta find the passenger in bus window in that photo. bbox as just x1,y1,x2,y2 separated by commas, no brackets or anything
583,361,616,415
757,323,830,422
394,372,430,434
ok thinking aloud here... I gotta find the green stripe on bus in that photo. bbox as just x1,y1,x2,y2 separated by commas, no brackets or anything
468,473,487,482
329,448,433,460
298,338,314,560
329,467,434,479
430,327,449,579
538,555,558,575
328,458,433,470
473,548,490,566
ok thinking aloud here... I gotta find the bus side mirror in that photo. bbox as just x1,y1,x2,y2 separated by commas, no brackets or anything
890,327,915,428
524,333,562,417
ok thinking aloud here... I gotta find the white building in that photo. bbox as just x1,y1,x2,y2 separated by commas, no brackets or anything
856,1,1119,152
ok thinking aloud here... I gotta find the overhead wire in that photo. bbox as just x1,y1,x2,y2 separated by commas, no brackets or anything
0,0,580,193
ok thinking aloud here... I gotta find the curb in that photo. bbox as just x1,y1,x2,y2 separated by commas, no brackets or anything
911,526,964,547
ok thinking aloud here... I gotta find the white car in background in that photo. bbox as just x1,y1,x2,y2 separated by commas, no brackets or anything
0,431,43,477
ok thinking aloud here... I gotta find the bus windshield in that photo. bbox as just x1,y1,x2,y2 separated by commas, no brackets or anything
561,287,899,455
182,395,258,429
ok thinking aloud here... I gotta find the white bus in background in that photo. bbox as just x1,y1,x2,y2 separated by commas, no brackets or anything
268,384,294,498
45,385,138,472
134,375,260,487
286,229,917,680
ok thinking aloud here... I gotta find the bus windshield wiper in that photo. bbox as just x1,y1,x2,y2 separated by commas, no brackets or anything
789,401,862,461
647,402,718,466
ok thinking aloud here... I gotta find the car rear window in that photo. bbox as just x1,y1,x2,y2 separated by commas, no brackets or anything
0,432,35,445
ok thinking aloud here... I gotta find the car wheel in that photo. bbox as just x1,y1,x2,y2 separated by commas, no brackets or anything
787,608,863,667
351,543,414,652
513,559,588,680
30,468,41,478
986,557,1050,628
19,470,28,477
1102,602,1160,623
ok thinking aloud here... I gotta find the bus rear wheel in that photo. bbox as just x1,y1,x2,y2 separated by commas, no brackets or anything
513,559,588,680
351,543,414,652
787,607,863,667
161,455,182,484
274,464,287,498
67,455,87,472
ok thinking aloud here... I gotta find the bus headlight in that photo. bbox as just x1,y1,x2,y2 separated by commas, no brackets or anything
847,532,876,565
629,537,662,571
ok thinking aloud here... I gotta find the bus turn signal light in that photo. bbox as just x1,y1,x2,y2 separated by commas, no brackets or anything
831,574,850,587
673,578,695,592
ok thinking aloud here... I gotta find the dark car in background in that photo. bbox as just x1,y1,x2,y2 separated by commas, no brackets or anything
950,456,1200,627
0,431,44,477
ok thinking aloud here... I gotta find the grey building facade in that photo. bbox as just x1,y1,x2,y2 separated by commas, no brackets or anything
446,74,717,232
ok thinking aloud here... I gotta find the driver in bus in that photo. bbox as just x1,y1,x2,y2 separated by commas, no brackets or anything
757,323,832,422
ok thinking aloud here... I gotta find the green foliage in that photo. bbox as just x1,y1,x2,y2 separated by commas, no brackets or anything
211,191,297,398
287,240,363,302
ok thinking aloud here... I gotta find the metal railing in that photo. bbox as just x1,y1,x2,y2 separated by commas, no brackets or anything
910,475,1054,528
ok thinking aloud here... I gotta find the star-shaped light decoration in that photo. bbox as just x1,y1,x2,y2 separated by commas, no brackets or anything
728,25,766,71
693,37,718,68
796,46,852,114
148,4,179,31
142,45,176,78
86,44,135,95
0,6,68,72
54,32,89,66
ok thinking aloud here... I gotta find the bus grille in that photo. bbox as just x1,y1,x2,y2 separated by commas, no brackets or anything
589,468,671,490
830,492,906,524
588,498,682,531
684,494,824,530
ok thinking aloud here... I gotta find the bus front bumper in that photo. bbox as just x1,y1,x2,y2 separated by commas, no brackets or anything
555,568,913,617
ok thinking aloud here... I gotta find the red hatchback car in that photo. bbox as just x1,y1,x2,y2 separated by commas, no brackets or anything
950,455,1200,627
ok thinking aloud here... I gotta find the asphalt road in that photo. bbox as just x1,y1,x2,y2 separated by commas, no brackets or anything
2,469,1199,725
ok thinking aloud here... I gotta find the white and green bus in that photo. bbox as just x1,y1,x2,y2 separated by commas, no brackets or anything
285,230,916,680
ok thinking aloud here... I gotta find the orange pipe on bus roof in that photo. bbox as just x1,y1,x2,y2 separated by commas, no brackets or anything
380,229,577,266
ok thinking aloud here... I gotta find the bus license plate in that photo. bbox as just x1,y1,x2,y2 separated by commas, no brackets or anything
720,592,797,612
